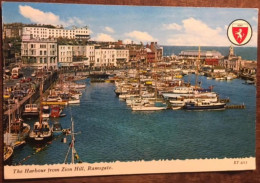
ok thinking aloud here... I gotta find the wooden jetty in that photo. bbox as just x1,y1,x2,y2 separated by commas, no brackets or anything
4,92,35,116
226,104,245,109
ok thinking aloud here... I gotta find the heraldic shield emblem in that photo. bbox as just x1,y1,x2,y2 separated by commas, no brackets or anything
227,19,252,46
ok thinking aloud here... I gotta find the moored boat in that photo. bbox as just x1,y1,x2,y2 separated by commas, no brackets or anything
22,104,39,117
42,105,50,118
50,106,63,118
4,145,13,165
29,79,53,143
53,122,63,135
184,101,226,110
29,119,53,142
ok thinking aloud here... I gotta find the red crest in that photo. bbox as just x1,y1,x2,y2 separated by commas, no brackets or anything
232,27,248,44
228,19,252,46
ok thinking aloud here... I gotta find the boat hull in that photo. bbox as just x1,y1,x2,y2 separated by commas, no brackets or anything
184,103,226,110
132,106,166,111
22,112,39,118
4,146,13,165
28,133,53,143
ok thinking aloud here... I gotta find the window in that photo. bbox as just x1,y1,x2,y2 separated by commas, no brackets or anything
40,51,42,55
44,51,47,55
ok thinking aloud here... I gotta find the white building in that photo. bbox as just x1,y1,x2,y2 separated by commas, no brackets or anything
58,45,88,68
85,45,95,67
21,38,58,70
93,47,129,68
57,44,129,69
22,26,90,40
58,45,73,67
116,49,129,68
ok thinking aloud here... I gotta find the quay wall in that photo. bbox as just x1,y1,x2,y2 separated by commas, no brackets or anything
3,71,58,131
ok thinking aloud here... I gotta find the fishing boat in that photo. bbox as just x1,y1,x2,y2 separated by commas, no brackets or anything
50,106,63,118
13,140,26,150
10,118,30,138
68,97,80,104
29,118,53,142
22,103,39,117
29,79,53,143
4,103,30,147
3,105,14,165
132,104,167,111
4,144,13,165
53,121,63,135
184,101,226,110
46,95,63,102
169,100,185,110
42,105,50,118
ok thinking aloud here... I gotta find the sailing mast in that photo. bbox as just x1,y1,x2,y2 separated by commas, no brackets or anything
195,46,200,88
71,112,75,164
138,60,141,97
154,56,158,100
39,75,43,129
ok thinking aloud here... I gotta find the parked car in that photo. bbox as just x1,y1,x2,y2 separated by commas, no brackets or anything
3,92,11,99
13,90,25,100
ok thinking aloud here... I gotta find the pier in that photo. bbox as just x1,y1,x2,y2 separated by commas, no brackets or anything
3,71,58,130
225,104,246,109
4,92,35,116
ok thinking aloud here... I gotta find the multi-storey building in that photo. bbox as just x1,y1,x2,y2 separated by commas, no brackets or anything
58,45,73,67
85,45,95,67
146,42,163,63
3,23,23,39
58,45,88,68
115,48,129,68
22,26,90,40
93,46,129,68
21,38,58,70
219,46,242,72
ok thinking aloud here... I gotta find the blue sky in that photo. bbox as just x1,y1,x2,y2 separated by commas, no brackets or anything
2,2,258,46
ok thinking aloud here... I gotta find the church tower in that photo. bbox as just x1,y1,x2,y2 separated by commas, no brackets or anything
229,45,235,59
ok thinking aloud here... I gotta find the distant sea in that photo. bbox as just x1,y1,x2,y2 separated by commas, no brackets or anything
163,46,257,61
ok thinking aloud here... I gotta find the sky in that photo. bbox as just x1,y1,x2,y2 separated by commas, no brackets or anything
2,2,258,47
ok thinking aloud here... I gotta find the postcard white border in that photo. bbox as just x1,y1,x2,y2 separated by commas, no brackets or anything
4,157,255,179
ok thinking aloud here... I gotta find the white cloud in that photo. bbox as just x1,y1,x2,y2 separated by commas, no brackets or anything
162,23,182,30
67,17,84,27
93,33,115,42
167,17,230,46
19,5,62,25
105,26,115,33
125,31,157,43
19,5,84,27
88,29,93,34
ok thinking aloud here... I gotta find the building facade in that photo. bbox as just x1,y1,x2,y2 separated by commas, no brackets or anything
58,45,73,67
219,46,242,72
21,38,58,70
85,45,95,67
22,26,90,40
3,23,23,39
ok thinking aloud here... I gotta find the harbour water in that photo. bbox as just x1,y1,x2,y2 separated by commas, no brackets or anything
11,75,256,165
163,46,257,61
